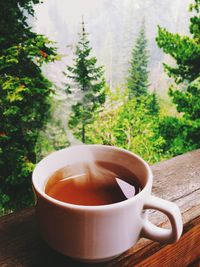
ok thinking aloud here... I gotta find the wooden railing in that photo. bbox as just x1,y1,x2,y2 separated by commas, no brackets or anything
0,150,200,267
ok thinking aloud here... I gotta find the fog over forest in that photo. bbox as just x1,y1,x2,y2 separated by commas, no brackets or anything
33,0,190,95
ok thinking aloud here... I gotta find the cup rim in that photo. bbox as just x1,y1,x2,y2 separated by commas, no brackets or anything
32,145,153,211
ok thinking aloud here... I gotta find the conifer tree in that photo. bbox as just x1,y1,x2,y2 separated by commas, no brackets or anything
65,19,105,143
156,0,200,149
147,91,160,115
127,20,149,98
0,0,57,213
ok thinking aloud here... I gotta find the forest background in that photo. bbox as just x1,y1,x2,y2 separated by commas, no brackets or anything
0,0,199,214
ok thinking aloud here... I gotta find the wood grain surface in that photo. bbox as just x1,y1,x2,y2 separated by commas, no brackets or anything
0,149,200,267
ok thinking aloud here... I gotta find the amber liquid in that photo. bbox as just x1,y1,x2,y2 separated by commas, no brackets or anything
45,161,141,206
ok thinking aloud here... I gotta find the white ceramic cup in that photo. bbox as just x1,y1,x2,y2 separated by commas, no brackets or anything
32,145,183,263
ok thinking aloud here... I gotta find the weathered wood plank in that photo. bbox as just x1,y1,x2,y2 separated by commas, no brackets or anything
108,216,200,267
135,222,200,267
0,149,200,267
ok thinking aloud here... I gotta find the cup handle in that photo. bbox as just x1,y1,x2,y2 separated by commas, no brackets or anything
141,196,183,243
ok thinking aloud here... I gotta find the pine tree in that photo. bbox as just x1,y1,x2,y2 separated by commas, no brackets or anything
156,0,200,150
65,19,105,143
127,20,149,98
0,0,57,213
146,91,160,115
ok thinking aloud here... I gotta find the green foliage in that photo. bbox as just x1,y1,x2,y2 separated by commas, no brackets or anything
156,27,200,83
35,121,69,162
158,116,197,155
158,95,178,116
156,0,200,155
189,0,200,39
0,0,57,214
85,87,167,164
145,91,160,115
65,20,105,143
169,78,200,120
35,98,70,161
127,20,149,97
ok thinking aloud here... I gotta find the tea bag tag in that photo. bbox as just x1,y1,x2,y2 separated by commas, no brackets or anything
115,178,135,199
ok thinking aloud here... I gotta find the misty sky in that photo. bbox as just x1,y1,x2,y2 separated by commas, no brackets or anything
34,0,107,43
